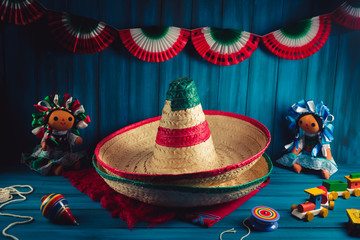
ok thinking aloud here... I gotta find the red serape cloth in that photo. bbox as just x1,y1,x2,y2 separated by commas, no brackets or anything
63,168,269,229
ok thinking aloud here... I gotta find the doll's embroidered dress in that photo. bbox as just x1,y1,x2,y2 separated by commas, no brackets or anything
276,100,338,176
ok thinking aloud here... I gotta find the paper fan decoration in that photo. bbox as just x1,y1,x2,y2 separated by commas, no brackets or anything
191,27,260,65
47,11,116,54
332,0,360,30
0,0,45,25
262,15,331,60
119,26,190,62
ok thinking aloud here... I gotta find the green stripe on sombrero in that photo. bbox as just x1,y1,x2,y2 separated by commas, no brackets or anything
166,77,200,111
141,26,170,40
280,19,312,39
210,27,243,45
93,153,273,194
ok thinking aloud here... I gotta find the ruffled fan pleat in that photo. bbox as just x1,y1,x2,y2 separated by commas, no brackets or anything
119,26,190,62
47,11,116,54
261,15,331,60
0,0,45,25
332,1,360,30
191,27,259,65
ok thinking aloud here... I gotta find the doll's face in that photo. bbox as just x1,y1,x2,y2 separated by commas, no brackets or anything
48,110,75,131
298,114,320,134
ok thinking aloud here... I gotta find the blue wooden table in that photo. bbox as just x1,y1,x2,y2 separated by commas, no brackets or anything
1,164,358,240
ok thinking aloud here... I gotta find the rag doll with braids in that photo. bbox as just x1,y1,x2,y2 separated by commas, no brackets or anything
22,94,91,175
276,100,337,179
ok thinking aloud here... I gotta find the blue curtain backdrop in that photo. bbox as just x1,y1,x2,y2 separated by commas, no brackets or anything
1,0,359,166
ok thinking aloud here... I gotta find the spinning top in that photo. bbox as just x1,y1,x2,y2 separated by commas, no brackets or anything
249,206,279,231
40,193,78,225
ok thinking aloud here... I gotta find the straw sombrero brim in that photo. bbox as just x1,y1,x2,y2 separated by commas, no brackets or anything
95,110,270,184
93,153,272,207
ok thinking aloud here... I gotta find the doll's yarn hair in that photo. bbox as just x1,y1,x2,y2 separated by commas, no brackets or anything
31,94,91,141
295,112,324,134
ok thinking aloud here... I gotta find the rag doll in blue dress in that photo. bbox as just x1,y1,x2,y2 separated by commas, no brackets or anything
277,100,337,179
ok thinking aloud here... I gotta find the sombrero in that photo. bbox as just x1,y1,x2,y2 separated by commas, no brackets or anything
94,78,272,206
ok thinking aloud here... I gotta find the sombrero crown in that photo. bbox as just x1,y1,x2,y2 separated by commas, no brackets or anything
150,78,219,174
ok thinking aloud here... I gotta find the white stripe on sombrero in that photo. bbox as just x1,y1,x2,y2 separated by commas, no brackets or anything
159,101,205,129
130,27,181,53
201,27,251,54
272,17,320,47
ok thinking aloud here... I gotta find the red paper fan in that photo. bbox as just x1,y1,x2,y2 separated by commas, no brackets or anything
332,1,360,30
262,15,331,60
47,11,116,54
191,27,259,65
0,0,45,25
119,26,190,62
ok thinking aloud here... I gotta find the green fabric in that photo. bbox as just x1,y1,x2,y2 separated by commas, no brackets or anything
29,155,46,171
92,153,273,194
44,96,55,108
280,18,311,39
165,77,200,111
32,112,46,119
78,113,87,120
141,26,169,40
210,27,242,45
32,119,44,128
72,129,80,136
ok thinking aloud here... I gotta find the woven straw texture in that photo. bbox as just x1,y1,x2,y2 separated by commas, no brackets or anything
94,154,272,207
96,111,270,184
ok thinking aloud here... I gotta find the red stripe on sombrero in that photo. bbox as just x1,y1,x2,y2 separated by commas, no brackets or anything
95,111,271,182
155,120,211,148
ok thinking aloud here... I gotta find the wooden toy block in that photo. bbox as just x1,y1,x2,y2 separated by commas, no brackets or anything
350,173,360,179
304,187,326,196
347,209,360,224
347,209,360,236
344,176,360,189
322,180,347,192
345,175,360,182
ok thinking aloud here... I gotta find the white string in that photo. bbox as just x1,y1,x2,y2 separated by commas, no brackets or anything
0,185,34,240
218,217,251,240
240,217,251,240
219,227,236,240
